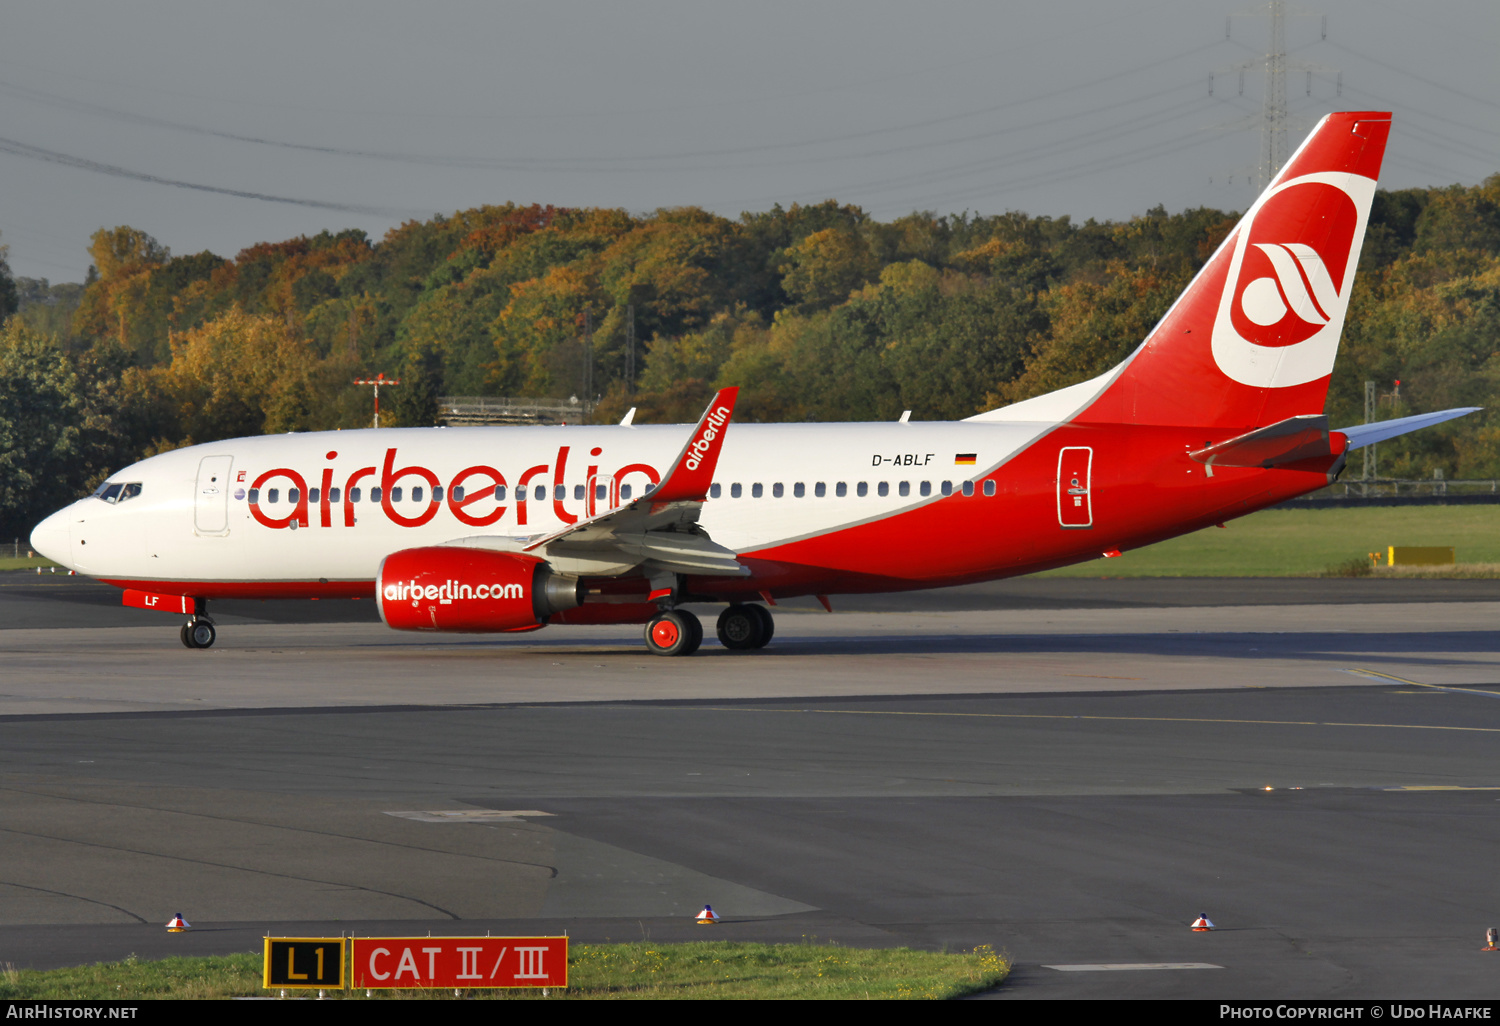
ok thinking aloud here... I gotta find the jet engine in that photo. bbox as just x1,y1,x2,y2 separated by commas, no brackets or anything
376,546,581,632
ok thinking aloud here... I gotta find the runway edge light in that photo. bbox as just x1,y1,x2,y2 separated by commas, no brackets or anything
166,913,190,933
1483,928,1498,951
696,905,719,925
1191,914,1214,932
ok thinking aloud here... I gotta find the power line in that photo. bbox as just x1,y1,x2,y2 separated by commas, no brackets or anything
0,134,409,217
0,44,1224,173
1326,40,1500,112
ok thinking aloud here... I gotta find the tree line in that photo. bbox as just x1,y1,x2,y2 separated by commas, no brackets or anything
0,173,1497,539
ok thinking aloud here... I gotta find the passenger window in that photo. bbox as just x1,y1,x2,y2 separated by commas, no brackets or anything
393,487,404,502
919,481,931,497
836,482,847,497
329,488,341,503
710,483,721,498
962,481,975,497
248,488,260,504
898,481,910,497
411,487,423,503
752,483,764,498
621,483,633,500
268,488,280,504
289,488,301,504
433,486,443,501
772,483,784,498
984,480,996,497
574,484,585,500
493,485,506,501
731,483,743,498
596,484,608,501
815,482,826,498
793,483,805,498
877,482,889,497
857,482,868,497
941,481,953,496
371,487,383,502
530,485,543,501
349,487,361,503
309,488,320,504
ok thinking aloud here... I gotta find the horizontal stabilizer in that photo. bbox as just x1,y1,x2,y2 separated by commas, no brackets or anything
1189,415,1337,469
1337,407,1481,451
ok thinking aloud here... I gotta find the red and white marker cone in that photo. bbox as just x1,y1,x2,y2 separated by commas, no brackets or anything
1483,928,1499,951
166,913,190,933
1191,914,1214,932
695,905,719,925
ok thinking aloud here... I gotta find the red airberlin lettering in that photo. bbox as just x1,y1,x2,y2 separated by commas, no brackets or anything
448,465,508,527
247,446,664,531
381,448,441,527
249,469,309,529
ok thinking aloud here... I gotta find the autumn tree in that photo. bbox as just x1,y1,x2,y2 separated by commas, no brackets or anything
0,229,17,324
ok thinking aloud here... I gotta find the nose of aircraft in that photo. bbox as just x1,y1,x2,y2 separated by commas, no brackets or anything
29,507,71,566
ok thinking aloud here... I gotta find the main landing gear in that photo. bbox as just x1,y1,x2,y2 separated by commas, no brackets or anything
644,609,703,656
642,603,775,657
179,616,216,649
715,603,774,651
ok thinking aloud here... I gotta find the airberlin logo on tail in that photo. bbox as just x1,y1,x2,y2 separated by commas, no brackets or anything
1211,173,1376,389
684,405,731,472
1239,242,1340,331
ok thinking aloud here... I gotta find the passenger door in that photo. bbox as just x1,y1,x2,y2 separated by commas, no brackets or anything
1056,447,1093,529
194,455,234,535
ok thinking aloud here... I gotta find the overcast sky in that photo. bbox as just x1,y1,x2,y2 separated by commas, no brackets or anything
1,0,1495,282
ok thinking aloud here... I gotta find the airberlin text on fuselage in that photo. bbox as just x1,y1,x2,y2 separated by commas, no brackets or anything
246,444,661,531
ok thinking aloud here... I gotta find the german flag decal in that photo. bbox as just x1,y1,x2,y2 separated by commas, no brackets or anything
954,453,977,466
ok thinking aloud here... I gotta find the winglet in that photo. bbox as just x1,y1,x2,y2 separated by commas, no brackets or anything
648,387,739,503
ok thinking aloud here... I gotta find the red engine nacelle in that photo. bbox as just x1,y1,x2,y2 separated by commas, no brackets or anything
376,546,582,633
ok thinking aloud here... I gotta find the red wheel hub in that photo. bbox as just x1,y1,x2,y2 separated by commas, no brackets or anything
651,619,680,648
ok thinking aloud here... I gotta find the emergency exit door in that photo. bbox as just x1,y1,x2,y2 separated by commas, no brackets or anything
1056,447,1093,528
194,455,234,535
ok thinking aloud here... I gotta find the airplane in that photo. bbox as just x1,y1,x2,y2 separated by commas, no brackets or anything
28,111,1479,656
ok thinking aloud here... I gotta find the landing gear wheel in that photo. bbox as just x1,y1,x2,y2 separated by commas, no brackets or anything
716,605,765,650
747,603,774,648
645,609,702,656
182,620,216,649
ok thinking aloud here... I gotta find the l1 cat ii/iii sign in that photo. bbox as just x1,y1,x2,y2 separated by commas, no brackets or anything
350,936,568,989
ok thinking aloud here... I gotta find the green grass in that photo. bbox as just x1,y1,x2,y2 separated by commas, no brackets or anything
0,556,60,571
0,943,1010,1001
1037,505,1500,577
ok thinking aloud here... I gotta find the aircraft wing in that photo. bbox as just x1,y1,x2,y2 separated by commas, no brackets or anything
519,387,747,577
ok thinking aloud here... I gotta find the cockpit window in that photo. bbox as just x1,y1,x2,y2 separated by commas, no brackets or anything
92,482,142,504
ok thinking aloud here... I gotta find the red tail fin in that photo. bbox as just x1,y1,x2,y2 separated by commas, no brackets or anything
1079,111,1391,432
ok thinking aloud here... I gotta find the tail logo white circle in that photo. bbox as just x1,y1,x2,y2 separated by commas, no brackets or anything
1211,172,1375,388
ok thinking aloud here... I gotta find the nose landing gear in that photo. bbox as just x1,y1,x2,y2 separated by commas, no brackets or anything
180,617,216,649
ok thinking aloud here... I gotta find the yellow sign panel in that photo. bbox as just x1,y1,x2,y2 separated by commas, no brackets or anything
1388,546,1455,566
263,937,345,989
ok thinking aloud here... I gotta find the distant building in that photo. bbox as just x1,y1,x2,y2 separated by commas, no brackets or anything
439,396,596,426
